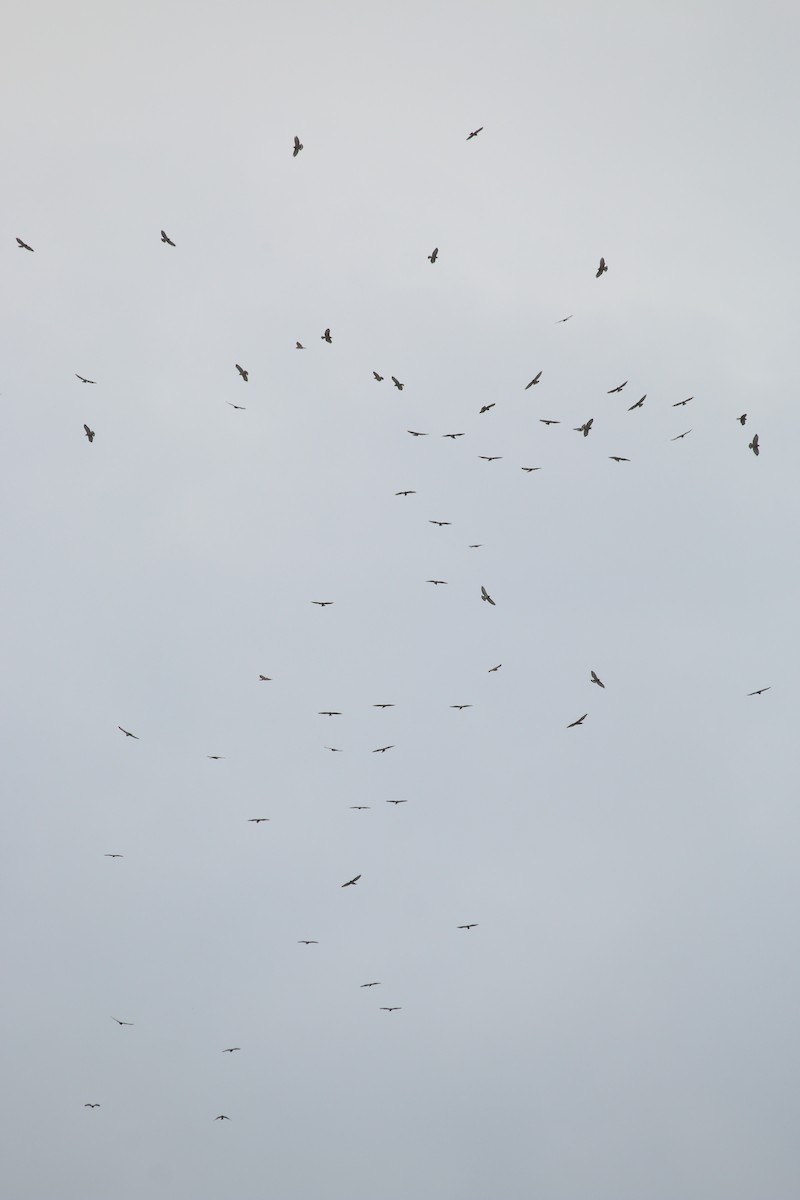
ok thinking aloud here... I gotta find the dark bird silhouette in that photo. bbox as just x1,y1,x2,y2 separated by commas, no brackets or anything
373,703,395,708
118,726,138,739
111,1017,134,1026
293,136,303,157
737,413,747,425
296,342,305,349
525,372,542,389
596,257,608,277
567,713,588,728
428,247,438,263
83,424,95,442
380,1006,402,1012
235,364,248,381
387,799,407,804
521,466,541,472
408,430,428,437
298,940,319,945
540,418,560,425
608,381,628,394
749,433,760,456
590,670,605,688
429,520,451,526
673,396,693,407
427,579,447,585
442,432,464,439
361,981,380,987
488,664,502,672
468,544,483,548
226,402,246,410
373,745,394,753
466,127,483,140
373,372,384,381
215,1114,230,1121
207,755,225,760
341,874,361,887
325,746,343,752
451,704,472,710
16,237,34,251
672,429,692,441
248,818,269,823
258,675,272,681
609,456,630,462
556,314,573,323
318,711,342,716
222,1048,240,1053
575,420,593,437
479,455,502,462
350,805,370,809
747,687,771,696
395,490,416,496
321,328,332,343
84,1103,100,1107
160,230,175,246
481,586,495,605
628,395,646,411
104,853,124,858
392,376,404,390
457,924,478,930
75,374,96,384
479,403,496,414
312,600,333,606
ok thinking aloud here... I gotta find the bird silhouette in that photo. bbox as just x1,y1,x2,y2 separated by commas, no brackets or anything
312,600,334,606
392,376,404,390
574,420,593,437
590,670,605,688
479,455,502,462
408,430,428,437
215,1114,230,1120
16,237,34,251
609,456,630,462
373,372,384,381
296,342,305,349
318,711,342,717
380,1006,402,1012
325,747,343,752
481,586,495,605
248,818,269,823
521,466,541,472
556,314,573,323
341,874,361,887
84,1103,100,1107
442,432,464,439
596,257,608,277
321,328,332,343
429,520,451,526
104,853,124,858
737,413,747,425
258,675,272,681
298,940,318,945
361,981,380,987
118,726,138,738
372,745,394,753
226,402,246,410
395,490,416,496
488,664,502,672
607,381,627,394
160,230,175,246
427,579,447,585
75,374,96,384
451,705,472,710
749,434,760,456
373,703,395,708
628,395,646,411
457,924,478,930
466,127,483,140
83,424,95,442
567,713,588,728
222,1048,240,1053
539,418,560,426
387,799,407,804
747,687,771,696
468,544,483,548
293,136,303,157
350,805,370,809
673,396,693,407
235,364,248,381
111,1017,134,1026
671,430,692,441
428,247,438,263
207,755,225,760
479,403,496,413
525,372,542,389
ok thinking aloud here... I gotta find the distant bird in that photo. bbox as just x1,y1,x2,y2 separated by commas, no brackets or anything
75,374,96,384
607,381,627,394
298,940,318,945
318,711,342,716
457,924,478,930
428,247,438,263
312,600,334,606
373,704,395,708
235,364,248,381
387,799,407,805
111,1017,134,1026
737,413,747,425
258,675,272,681
609,456,630,462
83,424,95,442
451,704,472,710
118,726,139,739
673,396,693,407
442,432,464,439
360,982,380,987
16,237,34,251
590,670,605,688
160,230,175,246
84,1103,100,1108
427,579,447,585
628,395,646,411
429,520,451,526
321,328,332,343
408,430,428,437
392,376,404,390
248,818,269,823
226,402,246,410
104,854,124,858
341,874,361,887
521,466,541,472
596,257,608,277
555,314,573,323
479,455,502,462
380,1006,402,1012
488,664,502,672
525,372,542,389
222,1048,240,1053
466,127,484,140
747,687,771,696
373,372,384,381
215,1114,230,1121
395,490,416,496
468,544,483,548
325,747,343,752
207,755,225,760
540,418,560,425
293,136,303,157
567,713,588,728
350,805,370,809
373,745,394,753
481,586,495,605
479,403,496,414
296,342,305,349
671,429,692,441
749,433,760,456
574,420,594,437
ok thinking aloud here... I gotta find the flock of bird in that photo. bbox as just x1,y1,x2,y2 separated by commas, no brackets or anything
13,123,767,1127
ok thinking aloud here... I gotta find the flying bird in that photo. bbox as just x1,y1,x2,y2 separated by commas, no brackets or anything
451,704,472,710
318,711,342,716
350,805,370,809
160,230,175,246
525,372,542,389
442,432,464,439
540,418,560,425
628,395,646,411
749,434,760,456
429,520,451,526
207,755,225,760
83,424,95,442
555,314,573,323
488,664,502,672
325,747,343,752
466,127,484,140
341,875,361,887
408,430,428,437
312,600,334,606
104,853,124,858
16,237,34,251
321,328,332,343
737,413,747,425
373,372,384,381
607,381,627,394
75,374,96,384
380,1006,402,1012
521,466,541,472
671,429,692,441
372,745,394,753
258,675,272,681
221,1048,240,1053
392,376,404,390
235,364,248,381
226,402,246,410
567,713,588,728
468,544,483,548
574,420,594,437
457,924,478,930
373,703,395,708
84,1103,100,1108
479,455,502,462
387,799,407,804
293,136,303,157
215,1115,230,1121
596,257,608,277
747,687,771,696
117,727,138,738
481,586,495,605
395,490,416,496
673,396,693,407
427,579,447,585
111,1017,134,1026
296,342,305,349
428,247,438,263
361,982,380,987
298,940,318,945
609,456,630,462
479,403,496,414
248,818,269,823
590,670,605,688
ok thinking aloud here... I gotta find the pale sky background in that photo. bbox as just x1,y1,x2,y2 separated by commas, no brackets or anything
3,2,799,1198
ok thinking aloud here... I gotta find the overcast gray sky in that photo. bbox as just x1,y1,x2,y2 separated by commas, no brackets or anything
3,2,799,1197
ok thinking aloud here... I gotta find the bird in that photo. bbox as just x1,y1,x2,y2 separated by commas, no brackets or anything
221,1048,240,1053
479,403,496,414
609,456,630,462
427,579,447,585
672,430,692,441
392,376,404,390
737,413,747,425
574,420,593,437
540,418,560,425
16,237,34,251
341,875,361,887
207,755,225,760
468,544,483,548
373,372,384,381
607,381,627,394
428,247,438,263
360,982,380,987
372,745,394,753
325,747,343,752
321,328,332,343
235,364,248,381
567,713,588,728
673,396,693,407
104,853,124,858
84,1103,100,1108
555,314,573,323
387,799,407,804
451,704,472,710
466,127,483,140
525,372,542,389
118,726,138,738
479,455,502,462
350,805,370,810
457,924,478,930
395,490,416,496
408,430,428,437
160,230,175,246
258,675,272,681
83,424,95,442
749,434,760,456
111,1017,134,1026
226,402,246,410
373,703,395,708
298,940,319,945
318,711,342,716
296,342,305,349
481,586,496,605
429,520,451,526
248,818,269,823
442,432,464,439
628,395,646,411
596,257,608,277
75,374,96,384
747,687,771,696
590,670,605,688
312,600,334,606
521,466,541,472
215,1115,230,1121
488,664,502,672
380,1006,402,1012
293,136,303,157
